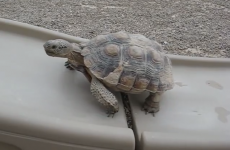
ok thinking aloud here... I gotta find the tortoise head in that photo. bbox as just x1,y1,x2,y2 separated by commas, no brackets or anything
43,39,73,58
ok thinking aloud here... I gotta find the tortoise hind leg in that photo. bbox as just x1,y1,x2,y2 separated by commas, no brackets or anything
90,77,119,117
142,92,163,116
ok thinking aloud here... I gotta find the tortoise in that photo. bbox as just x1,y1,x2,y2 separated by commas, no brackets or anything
43,31,174,117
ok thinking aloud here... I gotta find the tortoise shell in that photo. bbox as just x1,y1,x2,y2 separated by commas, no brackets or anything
81,31,174,94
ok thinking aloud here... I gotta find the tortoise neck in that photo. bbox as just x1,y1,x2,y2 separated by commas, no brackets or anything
68,51,84,65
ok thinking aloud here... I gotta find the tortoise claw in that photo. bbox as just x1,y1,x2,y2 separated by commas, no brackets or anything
106,109,117,118
141,105,158,117
64,61,74,70
64,62,69,66
106,111,115,118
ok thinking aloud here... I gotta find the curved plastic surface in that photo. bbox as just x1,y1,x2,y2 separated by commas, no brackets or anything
129,56,230,150
141,132,230,150
0,142,21,150
0,18,135,150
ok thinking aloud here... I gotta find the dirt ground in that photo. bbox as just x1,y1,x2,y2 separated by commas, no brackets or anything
1,0,229,58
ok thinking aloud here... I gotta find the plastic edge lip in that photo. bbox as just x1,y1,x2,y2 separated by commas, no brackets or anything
0,18,90,43
141,131,230,150
168,54,230,63
0,108,135,150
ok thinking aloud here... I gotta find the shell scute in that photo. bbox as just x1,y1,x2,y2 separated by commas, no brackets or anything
104,44,120,57
128,46,144,59
110,31,130,42
133,76,150,89
146,78,160,92
118,70,136,89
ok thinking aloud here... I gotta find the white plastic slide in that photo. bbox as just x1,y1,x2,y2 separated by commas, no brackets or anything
1,18,230,150
0,18,135,150
129,55,230,150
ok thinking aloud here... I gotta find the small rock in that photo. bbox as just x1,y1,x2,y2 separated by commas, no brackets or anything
161,41,168,45
89,31,95,34
186,48,201,54
149,35,155,40
220,50,226,56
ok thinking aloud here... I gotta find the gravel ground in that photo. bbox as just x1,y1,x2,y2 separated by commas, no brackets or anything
1,0,230,128
1,0,229,58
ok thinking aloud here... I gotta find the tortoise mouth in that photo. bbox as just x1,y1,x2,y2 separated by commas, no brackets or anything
45,51,55,56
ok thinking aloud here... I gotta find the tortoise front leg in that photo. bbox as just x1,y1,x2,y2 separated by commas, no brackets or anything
90,77,119,117
76,66,92,82
65,60,74,70
142,92,163,116
69,65,92,83
64,60,92,82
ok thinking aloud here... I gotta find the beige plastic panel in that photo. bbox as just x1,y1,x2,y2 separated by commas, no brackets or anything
0,142,21,150
129,56,230,150
0,18,135,150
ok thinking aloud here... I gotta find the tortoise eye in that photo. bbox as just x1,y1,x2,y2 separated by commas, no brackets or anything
52,45,57,49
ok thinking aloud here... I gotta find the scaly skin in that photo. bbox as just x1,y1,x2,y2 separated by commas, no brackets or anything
90,77,119,117
141,92,163,116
